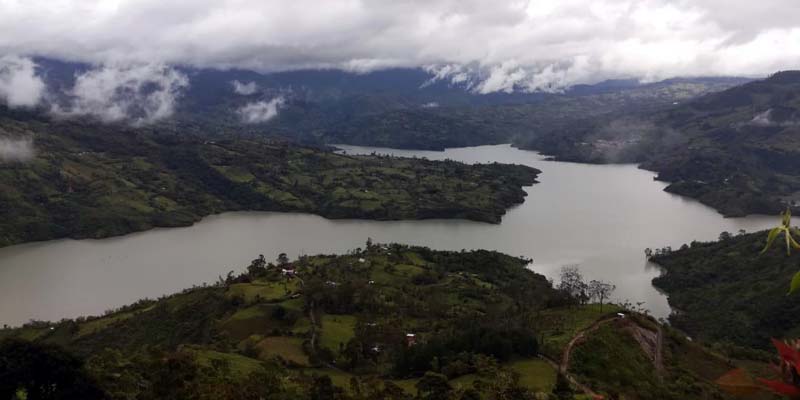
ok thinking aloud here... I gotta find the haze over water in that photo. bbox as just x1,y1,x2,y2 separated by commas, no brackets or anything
0,144,775,326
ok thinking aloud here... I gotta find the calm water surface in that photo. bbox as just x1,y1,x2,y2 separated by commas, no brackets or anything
0,144,776,326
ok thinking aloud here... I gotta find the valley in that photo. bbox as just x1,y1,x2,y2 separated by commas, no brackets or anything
1,22,799,398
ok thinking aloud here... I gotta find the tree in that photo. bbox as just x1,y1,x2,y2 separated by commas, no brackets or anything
718,231,733,241
587,280,616,311
309,375,339,400
416,372,452,400
558,265,587,306
277,252,289,267
365,237,374,251
0,339,105,400
553,373,574,400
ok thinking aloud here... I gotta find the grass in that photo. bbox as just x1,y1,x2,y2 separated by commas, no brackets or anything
77,311,136,337
449,373,480,388
319,315,357,352
226,279,299,303
306,369,421,396
391,378,420,395
256,336,309,366
568,323,661,397
291,317,313,335
194,349,265,377
221,304,286,340
508,358,557,392
307,368,355,389
539,303,623,359
279,297,305,312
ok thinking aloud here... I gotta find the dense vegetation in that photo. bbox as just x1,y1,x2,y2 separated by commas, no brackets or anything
0,108,540,247
651,230,800,351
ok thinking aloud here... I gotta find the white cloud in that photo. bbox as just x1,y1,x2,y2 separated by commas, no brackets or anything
232,80,258,95
0,138,34,163
238,97,285,123
52,63,189,124
0,1,798,92
0,56,45,108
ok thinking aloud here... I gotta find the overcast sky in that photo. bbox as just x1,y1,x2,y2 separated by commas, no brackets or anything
0,0,799,93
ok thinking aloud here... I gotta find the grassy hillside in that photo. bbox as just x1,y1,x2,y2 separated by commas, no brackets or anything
1,244,759,399
1,245,560,399
0,109,539,247
569,317,739,400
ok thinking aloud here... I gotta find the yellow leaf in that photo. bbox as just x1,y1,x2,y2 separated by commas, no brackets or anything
790,271,800,295
762,227,783,254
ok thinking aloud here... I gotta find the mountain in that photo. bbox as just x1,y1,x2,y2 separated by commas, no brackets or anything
642,71,800,216
522,71,800,217
30,58,749,151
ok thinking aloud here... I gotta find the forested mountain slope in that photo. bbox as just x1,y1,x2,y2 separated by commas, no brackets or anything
652,229,800,351
524,71,800,217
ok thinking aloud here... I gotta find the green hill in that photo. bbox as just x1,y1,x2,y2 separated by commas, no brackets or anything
652,229,800,351
1,245,754,399
0,109,539,247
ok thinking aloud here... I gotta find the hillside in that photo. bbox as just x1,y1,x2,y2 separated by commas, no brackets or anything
645,71,800,216
652,229,800,351
0,245,754,399
0,108,540,247
523,71,800,217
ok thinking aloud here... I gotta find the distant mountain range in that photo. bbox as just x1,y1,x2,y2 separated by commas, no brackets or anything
28,58,749,149
16,58,800,217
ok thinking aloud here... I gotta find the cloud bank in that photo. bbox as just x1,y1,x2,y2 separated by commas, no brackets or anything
238,97,285,123
52,63,189,124
1,0,799,92
232,80,258,95
0,138,35,163
0,55,45,107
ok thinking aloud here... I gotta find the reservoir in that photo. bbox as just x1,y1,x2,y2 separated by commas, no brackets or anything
0,144,775,326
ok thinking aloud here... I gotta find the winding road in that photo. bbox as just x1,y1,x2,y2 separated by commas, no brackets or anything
547,314,664,398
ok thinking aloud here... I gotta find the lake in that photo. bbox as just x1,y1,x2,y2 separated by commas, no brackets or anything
0,144,776,326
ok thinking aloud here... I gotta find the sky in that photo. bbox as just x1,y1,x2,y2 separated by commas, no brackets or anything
0,0,799,118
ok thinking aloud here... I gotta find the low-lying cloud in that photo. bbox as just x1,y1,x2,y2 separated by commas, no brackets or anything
0,137,35,162
232,80,258,95
0,55,45,108
51,63,189,125
238,97,285,124
749,108,800,127
1,1,799,92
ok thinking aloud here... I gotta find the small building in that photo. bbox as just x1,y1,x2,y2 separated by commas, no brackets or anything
281,268,296,277
406,333,417,347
